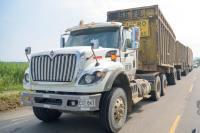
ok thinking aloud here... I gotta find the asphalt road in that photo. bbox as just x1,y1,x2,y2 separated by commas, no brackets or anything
0,68,200,133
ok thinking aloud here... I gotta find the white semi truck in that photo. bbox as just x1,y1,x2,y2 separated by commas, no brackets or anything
21,22,165,133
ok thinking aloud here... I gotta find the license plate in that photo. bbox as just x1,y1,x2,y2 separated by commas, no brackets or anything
78,99,95,108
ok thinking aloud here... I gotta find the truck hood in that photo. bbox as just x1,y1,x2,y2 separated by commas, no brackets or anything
29,46,121,85
31,46,118,59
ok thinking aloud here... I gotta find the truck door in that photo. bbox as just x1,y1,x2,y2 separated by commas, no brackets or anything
121,29,137,80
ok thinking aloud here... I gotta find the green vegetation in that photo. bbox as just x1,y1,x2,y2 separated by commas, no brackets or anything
0,62,28,92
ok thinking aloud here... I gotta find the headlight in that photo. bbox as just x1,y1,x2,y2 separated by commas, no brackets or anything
85,74,95,84
78,71,107,85
24,73,30,83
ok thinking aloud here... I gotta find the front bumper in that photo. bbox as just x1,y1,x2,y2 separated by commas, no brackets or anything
20,91,101,111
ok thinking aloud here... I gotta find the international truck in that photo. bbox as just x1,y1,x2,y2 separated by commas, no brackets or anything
21,5,192,133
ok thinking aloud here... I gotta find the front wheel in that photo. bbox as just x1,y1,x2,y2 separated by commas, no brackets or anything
99,87,128,133
33,107,62,122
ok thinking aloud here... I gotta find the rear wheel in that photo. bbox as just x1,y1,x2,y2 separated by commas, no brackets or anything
182,68,188,76
160,74,167,96
100,87,128,133
177,69,181,80
166,71,176,85
33,107,62,122
151,76,161,101
186,68,189,75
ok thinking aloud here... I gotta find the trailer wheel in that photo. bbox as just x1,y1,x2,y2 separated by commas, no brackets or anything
99,87,128,133
160,74,167,96
151,76,161,101
182,69,187,76
166,71,176,85
177,69,181,80
33,107,62,122
186,68,189,75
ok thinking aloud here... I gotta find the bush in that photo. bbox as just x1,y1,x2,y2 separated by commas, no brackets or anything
0,62,28,92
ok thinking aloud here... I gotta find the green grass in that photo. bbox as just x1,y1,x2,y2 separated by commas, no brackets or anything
0,62,28,92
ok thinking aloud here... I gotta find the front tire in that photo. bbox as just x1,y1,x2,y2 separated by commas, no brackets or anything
100,87,128,133
33,107,62,122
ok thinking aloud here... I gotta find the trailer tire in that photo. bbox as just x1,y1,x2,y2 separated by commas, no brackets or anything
166,71,176,85
99,87,127,133
33,107,62,122
186,68,189,75
151,76,161,101
177,69,181,80
160,74,167,96
182,69,187,76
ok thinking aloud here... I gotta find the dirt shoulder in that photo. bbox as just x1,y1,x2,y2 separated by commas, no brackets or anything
0,91,22,111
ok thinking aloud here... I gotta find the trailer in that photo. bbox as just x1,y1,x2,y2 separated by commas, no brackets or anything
187,47,193,72
174,41,193,76
174,41,187,78
107,5,177,85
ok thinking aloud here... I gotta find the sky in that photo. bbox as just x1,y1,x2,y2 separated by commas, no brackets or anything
1,0,200,61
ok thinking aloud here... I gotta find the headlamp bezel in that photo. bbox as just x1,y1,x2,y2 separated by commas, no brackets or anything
78,71,107,85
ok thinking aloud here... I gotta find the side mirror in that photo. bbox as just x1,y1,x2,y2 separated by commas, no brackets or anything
25,47,31,55
90,39,99,49
131,27,140,49
60,36,65,48
90,39,100,66
25,47,31,62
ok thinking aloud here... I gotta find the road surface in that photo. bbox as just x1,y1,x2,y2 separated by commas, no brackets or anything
0,68,200,133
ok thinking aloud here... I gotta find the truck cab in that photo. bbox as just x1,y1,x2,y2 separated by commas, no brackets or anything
21,22,160,133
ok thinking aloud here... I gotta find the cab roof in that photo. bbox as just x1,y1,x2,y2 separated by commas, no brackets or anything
65,22,122,32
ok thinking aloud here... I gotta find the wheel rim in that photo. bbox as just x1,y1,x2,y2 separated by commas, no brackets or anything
113,97,125,124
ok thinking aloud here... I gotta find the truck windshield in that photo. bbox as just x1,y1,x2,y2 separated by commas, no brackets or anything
65,27,119,48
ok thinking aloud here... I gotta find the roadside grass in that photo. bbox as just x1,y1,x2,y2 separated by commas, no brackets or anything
0,62,28,92
0,62,28,111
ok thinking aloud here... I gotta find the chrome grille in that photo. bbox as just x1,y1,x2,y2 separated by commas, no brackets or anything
31,54,77,82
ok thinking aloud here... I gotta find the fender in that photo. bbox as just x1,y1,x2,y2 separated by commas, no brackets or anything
104,69,130,91
103,69,133,113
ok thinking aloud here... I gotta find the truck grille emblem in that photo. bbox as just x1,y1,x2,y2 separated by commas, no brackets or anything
50,50,54,58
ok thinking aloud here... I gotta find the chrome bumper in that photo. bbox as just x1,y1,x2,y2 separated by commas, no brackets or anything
20,91,101,111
